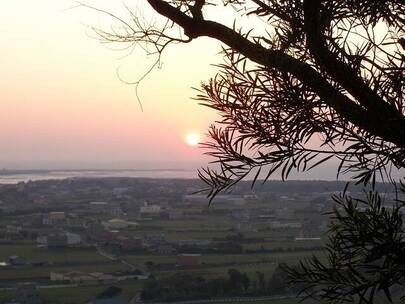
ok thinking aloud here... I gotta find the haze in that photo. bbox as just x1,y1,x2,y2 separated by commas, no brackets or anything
0,1,353,180
0,1,223,170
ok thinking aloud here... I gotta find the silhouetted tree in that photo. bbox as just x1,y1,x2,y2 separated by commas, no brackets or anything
89,0,404,194
241,272,250,293
228,268,245,295
256,271,266,294
286,187,405,303
89,1,405,303
96,286,123,299
268,263,291,295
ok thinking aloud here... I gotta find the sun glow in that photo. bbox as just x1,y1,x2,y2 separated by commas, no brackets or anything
185,133,200,146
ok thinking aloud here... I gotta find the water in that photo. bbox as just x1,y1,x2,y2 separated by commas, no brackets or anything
0,169,199,184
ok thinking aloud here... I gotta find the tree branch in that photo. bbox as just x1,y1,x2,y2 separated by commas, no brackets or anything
303,0,405,147
146,0,405,149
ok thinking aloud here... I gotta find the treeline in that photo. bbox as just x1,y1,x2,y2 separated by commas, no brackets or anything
177,241,322,255
177,241,243,254
245,246,323,254
141,264,299,302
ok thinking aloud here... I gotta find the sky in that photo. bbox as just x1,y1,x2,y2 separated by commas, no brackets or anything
0,1,223,169
0,1,363,180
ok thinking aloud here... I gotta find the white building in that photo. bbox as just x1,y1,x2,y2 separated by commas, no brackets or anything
66,232,81,245
140,205,161,214
6,225,22,234
42,211,66,225
36,235,47,245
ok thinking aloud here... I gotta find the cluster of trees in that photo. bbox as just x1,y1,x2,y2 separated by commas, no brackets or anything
96,286,123,299
141,265,293,301
246,245,322,254
286,189,405,303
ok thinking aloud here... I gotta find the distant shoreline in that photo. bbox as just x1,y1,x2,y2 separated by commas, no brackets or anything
0,169,200,184
0,168,398,187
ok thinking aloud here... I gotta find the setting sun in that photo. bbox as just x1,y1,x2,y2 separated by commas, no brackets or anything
185,133,200,146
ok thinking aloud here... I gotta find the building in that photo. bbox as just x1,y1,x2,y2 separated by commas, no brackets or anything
50,271,65,281
66,216,84,228
50,271,117,284
66,232,81,245
177,254,202,266
6,225,22,234
150,244,176,255
110,206,124,218
42,212,66,225
143,231,165,246
140,204,161,215
36,235,47,246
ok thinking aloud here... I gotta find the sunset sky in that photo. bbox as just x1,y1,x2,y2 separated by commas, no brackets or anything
0,1,223,169
0,1,351,180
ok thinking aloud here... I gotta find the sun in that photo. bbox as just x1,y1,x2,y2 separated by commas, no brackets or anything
185,133,200,146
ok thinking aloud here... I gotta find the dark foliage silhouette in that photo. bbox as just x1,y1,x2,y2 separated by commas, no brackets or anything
88,0,403,197
87,0,405,303
286,185,405,303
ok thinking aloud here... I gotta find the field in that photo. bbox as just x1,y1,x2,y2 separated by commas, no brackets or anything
0,244,108,263
0,242,323,303
0,193,328,303
0,281,144,304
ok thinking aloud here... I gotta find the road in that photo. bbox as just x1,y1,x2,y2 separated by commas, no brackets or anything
0,283,79,291
134,295,300,304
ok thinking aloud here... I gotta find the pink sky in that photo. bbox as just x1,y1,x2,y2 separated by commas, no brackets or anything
0,1,368,180
0,1,224,169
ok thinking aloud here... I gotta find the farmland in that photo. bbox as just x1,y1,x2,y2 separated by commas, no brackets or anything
0,178,375,303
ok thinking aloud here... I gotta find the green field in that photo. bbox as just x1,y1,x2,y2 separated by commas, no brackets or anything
0,242,324,302
0,244,129,281
0,244,108,264
146,217,234,230
0,193,329,303
0,263,128,281
0,281,144,304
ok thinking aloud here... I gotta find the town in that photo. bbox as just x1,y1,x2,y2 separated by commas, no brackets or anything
0,178,397,303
